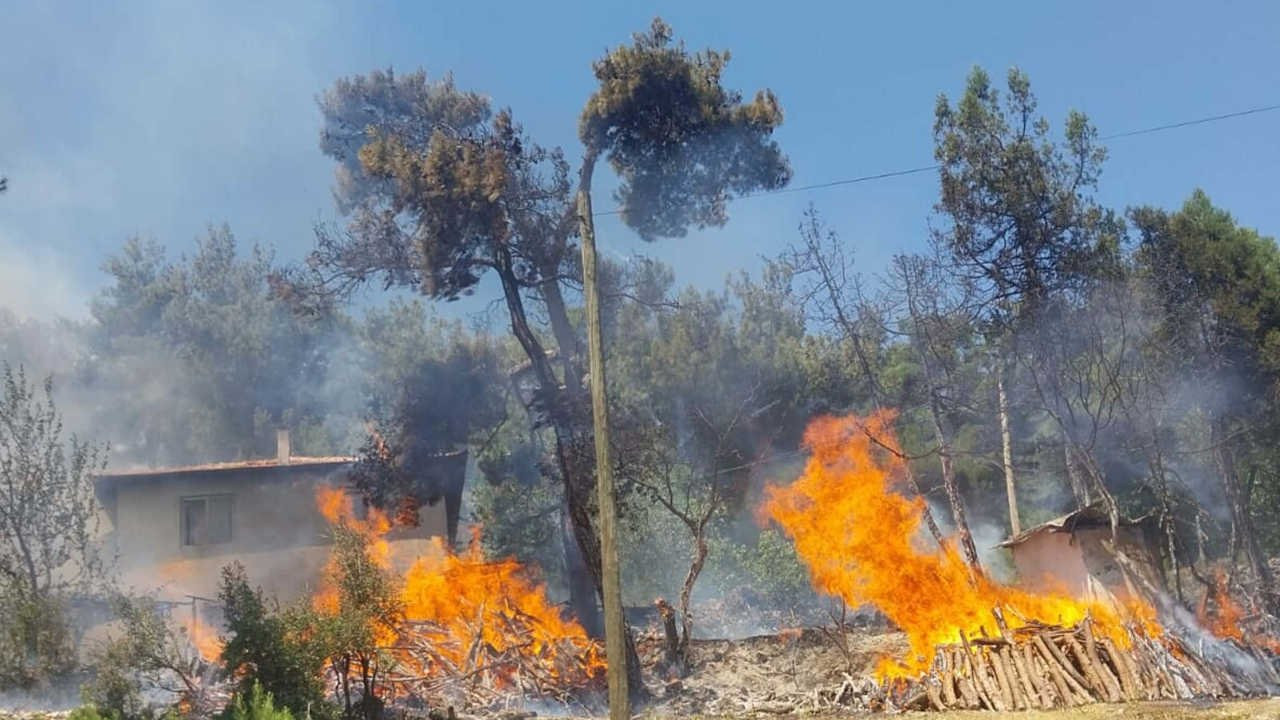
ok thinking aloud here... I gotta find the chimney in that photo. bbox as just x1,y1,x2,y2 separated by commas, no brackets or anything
276,428,291,465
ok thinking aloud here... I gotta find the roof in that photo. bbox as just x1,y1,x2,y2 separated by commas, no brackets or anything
97,456,357,482
998,503,1150,549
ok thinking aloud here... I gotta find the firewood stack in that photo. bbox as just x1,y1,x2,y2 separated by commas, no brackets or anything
880,615,1280,712
389,616,606,712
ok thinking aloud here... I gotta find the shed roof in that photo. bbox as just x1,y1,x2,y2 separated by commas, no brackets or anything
998,503,1150,549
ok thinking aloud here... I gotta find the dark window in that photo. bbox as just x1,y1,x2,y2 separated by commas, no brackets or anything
181,495,233,546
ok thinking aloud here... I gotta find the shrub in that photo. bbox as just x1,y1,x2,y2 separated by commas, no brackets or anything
82,594,202,720
0,592,76,689
68,704,115,720
218,564,332,720
226,681,293,720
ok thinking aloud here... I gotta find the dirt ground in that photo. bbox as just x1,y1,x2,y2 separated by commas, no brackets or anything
633,699,1280,719
631,624,1280,719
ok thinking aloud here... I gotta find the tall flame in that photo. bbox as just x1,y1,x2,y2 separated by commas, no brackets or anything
182,617,224,663
313,485,393,615
761,412,1156,678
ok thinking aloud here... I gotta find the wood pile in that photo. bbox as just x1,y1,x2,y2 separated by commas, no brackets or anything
387,619,605,713
881,616,1280,712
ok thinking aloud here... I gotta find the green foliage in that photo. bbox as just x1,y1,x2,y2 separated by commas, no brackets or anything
352,300,506,517
88,229,350,465
312,70,573,304
933,66,1112,321
218,564,331,720
0,363,106,689
0,593,76,689
317,524,400,720
712,529,813,608
225,682,294,720
68,704,116,720
82,595,202,720
581,18,791,240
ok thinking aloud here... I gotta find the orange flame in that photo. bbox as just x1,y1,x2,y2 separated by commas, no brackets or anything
1198,570,1280,653
182,617,224,663
311,485,605,686
761,412,1159,678
401,529,605,684
313,485,394,615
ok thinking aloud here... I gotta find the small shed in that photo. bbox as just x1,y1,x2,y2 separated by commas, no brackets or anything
999,504,1164,603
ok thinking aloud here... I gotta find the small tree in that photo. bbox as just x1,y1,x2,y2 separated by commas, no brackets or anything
82,594,205,719
0,363,107,688
219,564,332,720
318,525,400,720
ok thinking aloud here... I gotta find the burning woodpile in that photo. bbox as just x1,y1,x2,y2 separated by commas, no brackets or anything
878,615,1280,711
312,487,606,713
753,412,1280,712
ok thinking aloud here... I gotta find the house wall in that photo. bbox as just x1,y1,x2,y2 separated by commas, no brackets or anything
109,466,448,602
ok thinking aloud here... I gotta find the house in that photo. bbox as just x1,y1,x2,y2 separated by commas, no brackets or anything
93,430,467,604
998,503,1165,604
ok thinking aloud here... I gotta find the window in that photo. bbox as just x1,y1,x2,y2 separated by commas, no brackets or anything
181,495,233,546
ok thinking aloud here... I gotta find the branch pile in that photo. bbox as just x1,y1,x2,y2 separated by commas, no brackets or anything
876,616,1280,712
389,617,606,713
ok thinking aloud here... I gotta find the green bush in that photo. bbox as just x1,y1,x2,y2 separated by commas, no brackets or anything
712,528,813,607
0,591,76,689
82,594,202,720
219,564,333,720
68,704,116,720
226,681,293,720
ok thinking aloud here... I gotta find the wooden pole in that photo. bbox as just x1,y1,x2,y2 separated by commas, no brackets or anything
576,154,629,720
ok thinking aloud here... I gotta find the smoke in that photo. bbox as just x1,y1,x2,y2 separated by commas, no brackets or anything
0,232,91,323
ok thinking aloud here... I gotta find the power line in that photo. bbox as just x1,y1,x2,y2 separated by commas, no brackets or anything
1099,103,1280,140
594,101,1280,218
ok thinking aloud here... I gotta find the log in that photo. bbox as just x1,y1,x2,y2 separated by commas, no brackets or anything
1007,642,1041,709
988,645,1018,710
956,676,979,710
939,647,957,707
1039,631,1090,691
961,632,1005,711
1032,633,1090,705
1099,636,1139,701
1077,624,1123,702
1026,645,1056,708
923,679,944,711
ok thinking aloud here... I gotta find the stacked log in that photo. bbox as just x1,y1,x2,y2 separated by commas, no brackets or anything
883,616,1280,711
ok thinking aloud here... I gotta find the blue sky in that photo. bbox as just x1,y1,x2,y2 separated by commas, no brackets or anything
2,1,1277,321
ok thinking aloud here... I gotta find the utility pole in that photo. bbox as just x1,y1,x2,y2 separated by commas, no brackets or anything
576,152,629,720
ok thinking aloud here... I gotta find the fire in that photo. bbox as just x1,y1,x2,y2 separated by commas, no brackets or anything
312,485,605,687
182,617,224,663
401,530,605,684
761,411,1159,678
313,485,394,614
1198,570,1280,653
1198,571,1245,642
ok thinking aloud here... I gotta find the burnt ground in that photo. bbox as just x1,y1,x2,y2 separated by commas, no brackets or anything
632,625,1280,719
637,626,908,715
